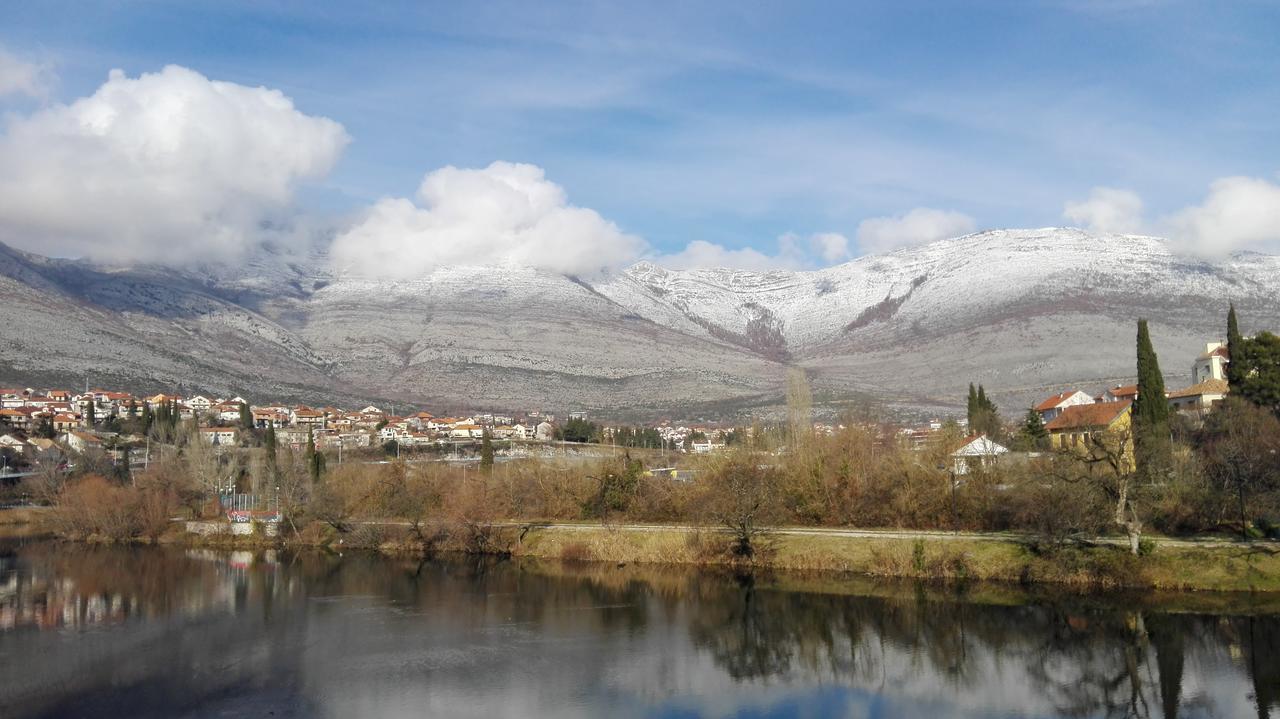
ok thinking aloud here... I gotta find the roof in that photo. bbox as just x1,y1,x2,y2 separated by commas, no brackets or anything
1197,345,1230,360
1107,384,1139,398
1035,390,1083,412
1045,400,1132,432
1168,378,1230,399
951,433,1010,457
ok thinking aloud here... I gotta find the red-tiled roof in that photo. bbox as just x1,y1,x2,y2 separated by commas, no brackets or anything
1045,400,1132,432
1035,391,1080,412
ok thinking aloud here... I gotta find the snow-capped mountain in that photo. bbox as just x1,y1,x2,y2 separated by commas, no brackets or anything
2,229,1276,415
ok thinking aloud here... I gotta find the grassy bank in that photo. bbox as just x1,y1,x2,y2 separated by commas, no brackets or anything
512,525,1280,593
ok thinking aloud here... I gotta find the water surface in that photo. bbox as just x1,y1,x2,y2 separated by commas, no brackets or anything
1,539,1277,718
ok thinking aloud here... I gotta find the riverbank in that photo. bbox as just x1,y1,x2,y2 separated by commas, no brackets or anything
7,507,1278,593
508,524,1280,593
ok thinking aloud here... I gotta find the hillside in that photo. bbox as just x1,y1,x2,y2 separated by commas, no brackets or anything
2,229,1276,417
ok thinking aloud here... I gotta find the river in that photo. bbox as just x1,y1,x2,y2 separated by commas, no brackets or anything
0,539,1277,718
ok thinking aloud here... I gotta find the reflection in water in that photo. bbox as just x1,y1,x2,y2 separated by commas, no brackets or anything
0,539,1277,718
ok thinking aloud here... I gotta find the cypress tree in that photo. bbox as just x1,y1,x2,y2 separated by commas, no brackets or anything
141,403,153,433
966,383,978,426
1134,319,1170,475
239,400,252,430
264,423,278,478
85,401,96,428
1227,303,1244,391
127,399,138,420
480,428,495,469
306,429,325,483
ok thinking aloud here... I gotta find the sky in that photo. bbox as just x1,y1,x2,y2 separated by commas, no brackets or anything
0,0,1278,275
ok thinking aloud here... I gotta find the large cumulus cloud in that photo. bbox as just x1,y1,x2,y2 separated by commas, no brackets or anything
0,65,348,263
330,161,646,278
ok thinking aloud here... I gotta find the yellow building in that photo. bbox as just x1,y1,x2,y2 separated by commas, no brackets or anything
1044,400,1134,467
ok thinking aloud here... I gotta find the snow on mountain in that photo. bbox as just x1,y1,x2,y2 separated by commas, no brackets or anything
1,228,1277,415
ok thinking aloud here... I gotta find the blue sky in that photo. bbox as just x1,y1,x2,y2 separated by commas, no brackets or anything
1,1,1278,270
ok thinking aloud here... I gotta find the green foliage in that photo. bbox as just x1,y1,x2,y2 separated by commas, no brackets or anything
1227,303,1244,391
1233,331,1280,414
612,426,664,448
85,402,96,428
560,417,598,443
1018,408,1049,450
480,428,494,469
238,401,252,429
1133,319,1170,477
966,382,1001,438
35,417,55,439
306,430,325,484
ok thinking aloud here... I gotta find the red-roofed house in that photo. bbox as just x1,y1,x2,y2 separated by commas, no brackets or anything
1034,390,1095,423
1045,400,1133,466
1192,342,1230,384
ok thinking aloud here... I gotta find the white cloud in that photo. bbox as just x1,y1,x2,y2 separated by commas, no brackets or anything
0,65,348,264
656,240,794,272
0,46,51,98
1062,187,1145,233
1165,176,1280,256
855,208,975,254
655,232,851,271
809,232,850,263
330,161,645,278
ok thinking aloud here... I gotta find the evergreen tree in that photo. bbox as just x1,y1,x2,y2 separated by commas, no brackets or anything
480,428,494,469
1020,408,1049,450
85,401,96,428
305,429,325,484
264,423,278,478
1235,331,1280,414
1227,303,1244,391
127,399,138,420
35,417,55,439
239,401,252,430
1134,319,1171,476
966,383,978,426
141,403,153,434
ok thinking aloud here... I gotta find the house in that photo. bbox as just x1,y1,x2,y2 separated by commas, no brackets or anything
1096,384,1139,403
0,408,32,430
1034,390,1095,424
359,405,385,417
187,395,214,414
1192,342,1230,384
0,434,28,455
199,427,239,446
535,421,556,441
52,413,80,432
449,424,484,439
63,430,103,454
291,407,326,428
949,434,1009,475
1044,400,1133,466
215,403,244,423
251,408,288,429
278,428,312,449
1167,379,1229,415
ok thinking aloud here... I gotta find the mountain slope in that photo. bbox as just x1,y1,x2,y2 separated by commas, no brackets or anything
1,229,1276,415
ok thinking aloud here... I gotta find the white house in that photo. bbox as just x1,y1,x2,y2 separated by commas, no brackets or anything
187,395,214,414
63,431,103,454
1192,342,1230,384
949,434,1009,476
1034,390,1094,424
535,421,556,441
0,433,28,455
1167,379,1229,415
199,427,239,445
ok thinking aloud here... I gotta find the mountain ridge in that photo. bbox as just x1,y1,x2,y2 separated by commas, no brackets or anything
2,228,1276,417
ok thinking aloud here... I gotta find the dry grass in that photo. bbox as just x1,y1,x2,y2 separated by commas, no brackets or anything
509,525,1280,592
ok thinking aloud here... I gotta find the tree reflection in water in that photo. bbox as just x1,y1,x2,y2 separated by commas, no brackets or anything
1,539,1277,718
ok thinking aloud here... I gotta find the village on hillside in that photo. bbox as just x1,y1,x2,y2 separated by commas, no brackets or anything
0,330,1241,481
